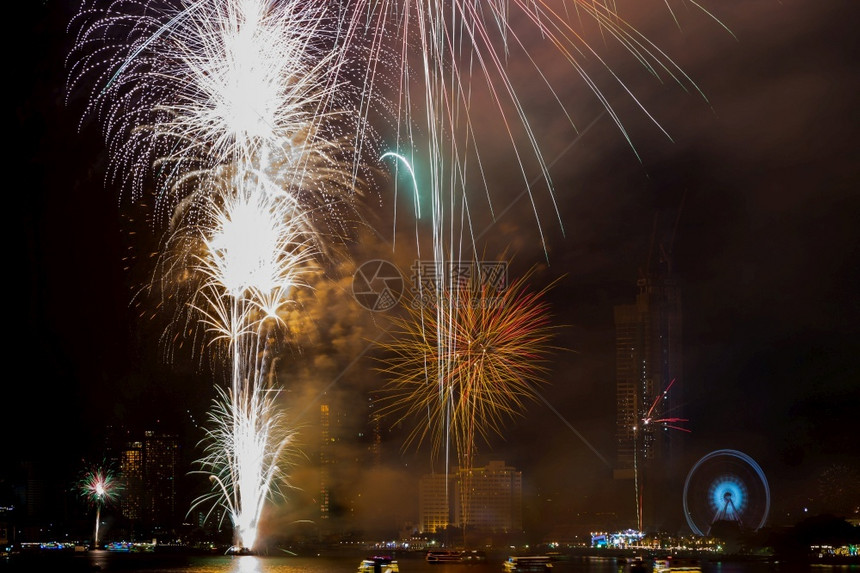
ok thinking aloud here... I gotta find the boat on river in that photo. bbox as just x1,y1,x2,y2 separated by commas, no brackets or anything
426,550,464,563
503,555,553,572
357,555,399,573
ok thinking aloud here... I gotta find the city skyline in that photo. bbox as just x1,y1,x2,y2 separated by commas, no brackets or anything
7,0,859,543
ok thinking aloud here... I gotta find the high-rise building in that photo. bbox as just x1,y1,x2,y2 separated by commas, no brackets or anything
315,392,403,538
317,398,355,526
614,265,683,529
367,394,382,466
456,460,522,533
418,473,453,534
113,429,179,532
143,430,179,529
120,441,144,522
419,460,522,535
319,403,332,522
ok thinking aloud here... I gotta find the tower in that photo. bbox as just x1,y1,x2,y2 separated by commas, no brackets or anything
613,213,684,531
142,430,179,532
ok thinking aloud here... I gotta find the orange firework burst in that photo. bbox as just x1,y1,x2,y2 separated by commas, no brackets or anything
377,268,559,468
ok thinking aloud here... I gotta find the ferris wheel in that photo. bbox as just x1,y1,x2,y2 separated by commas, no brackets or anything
683,449,771,536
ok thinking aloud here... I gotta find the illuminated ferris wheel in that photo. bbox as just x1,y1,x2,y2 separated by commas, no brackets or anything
682,449,771,536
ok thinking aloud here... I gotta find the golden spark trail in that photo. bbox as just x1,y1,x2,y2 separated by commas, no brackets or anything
377,270,558,467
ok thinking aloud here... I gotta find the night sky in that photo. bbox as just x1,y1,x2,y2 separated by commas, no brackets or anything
8,0,859,535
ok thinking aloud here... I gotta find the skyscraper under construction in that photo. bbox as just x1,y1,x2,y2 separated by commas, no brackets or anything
614,224,684,531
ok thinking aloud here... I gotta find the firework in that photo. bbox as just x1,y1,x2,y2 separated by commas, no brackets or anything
349,3,714,514
68,0,361,219
377,268,557,536
188,171,318,340
158,173,317,551
641,378,690,433
632,377,689,530
67,0,723,551
71,0,363,551
192,372,298,551
79,466,122,548
178,171,316,550
377,269,557,467
335,1,713,249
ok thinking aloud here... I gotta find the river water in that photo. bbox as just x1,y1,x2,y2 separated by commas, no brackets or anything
2,551,856,573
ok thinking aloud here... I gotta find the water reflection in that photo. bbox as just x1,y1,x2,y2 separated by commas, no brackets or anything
233,555,258,573
6,551,850,573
